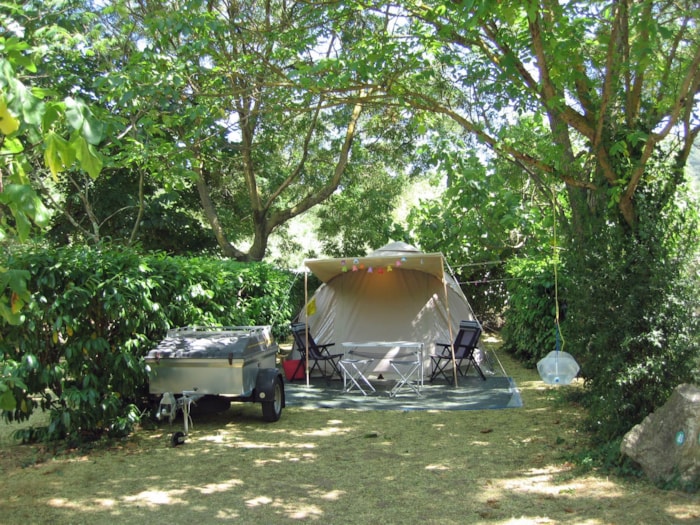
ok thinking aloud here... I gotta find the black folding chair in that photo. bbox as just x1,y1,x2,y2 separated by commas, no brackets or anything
290,323,343,380
430,320,486,383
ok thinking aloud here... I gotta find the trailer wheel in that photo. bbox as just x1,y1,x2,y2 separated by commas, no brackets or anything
171,431,186,447
261,376,284,422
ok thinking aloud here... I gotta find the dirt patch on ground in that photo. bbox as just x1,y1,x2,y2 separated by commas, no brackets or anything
1,342,698,524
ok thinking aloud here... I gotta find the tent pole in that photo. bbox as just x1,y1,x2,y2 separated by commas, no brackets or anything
441,258,458,387
304,268,310,387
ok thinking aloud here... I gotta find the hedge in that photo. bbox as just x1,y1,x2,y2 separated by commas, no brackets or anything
0,245,304,442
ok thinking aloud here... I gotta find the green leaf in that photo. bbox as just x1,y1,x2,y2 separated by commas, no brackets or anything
73,135,103,179
19,87,45,127
0,184,51,236
42,101,64,130
44,131,68,177
0,95,20,135
0,267,30,295
65,97,85,131
14,210,32,241
1,135,24,153
0,301,24,325
0,389,17,411
31,86,58,99
65,97,105,145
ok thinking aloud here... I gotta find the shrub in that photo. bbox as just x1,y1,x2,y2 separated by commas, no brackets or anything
564,179,700,443
500,255,567,366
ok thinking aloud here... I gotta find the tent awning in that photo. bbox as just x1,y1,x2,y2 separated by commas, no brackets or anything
304,252,445,283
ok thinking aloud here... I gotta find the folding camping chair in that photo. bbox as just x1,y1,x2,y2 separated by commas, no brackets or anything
290,323,343,380
430,320,486,383
389,350,423,397
338,353,376,395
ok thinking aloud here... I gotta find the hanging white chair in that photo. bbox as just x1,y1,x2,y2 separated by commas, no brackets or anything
537,349,580,385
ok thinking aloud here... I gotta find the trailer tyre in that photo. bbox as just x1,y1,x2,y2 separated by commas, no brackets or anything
171,431,186,447
262,376,284,422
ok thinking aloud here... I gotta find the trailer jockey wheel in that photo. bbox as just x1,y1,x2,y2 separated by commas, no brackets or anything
171,431,186,447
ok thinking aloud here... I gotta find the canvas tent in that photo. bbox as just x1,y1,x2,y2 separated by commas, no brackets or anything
294,242,485,382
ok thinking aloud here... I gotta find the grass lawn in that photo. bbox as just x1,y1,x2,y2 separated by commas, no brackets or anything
1,336,698,524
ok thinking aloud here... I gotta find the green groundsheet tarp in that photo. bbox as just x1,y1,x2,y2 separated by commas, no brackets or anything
284,375,522,411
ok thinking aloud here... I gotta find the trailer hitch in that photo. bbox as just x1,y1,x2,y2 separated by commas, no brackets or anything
156,390,204,446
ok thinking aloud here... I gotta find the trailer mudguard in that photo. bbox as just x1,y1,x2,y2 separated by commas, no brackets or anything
255,368,286,408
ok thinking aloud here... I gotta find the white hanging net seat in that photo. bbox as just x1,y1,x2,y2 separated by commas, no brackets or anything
537,350,580,385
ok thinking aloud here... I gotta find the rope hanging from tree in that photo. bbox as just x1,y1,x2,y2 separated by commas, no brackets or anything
536,191,580,385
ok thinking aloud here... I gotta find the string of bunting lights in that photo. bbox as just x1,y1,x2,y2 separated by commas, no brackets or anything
334,255,520,286
338,256,414,274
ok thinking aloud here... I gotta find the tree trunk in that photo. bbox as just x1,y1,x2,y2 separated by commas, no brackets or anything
195,168,247,260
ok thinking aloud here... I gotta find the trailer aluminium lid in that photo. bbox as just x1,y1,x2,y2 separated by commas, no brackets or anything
146,326,275,359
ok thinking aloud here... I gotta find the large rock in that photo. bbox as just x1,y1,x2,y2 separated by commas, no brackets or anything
621,384,700,487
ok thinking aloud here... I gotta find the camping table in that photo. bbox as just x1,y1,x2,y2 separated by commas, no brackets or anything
341,341,425,395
